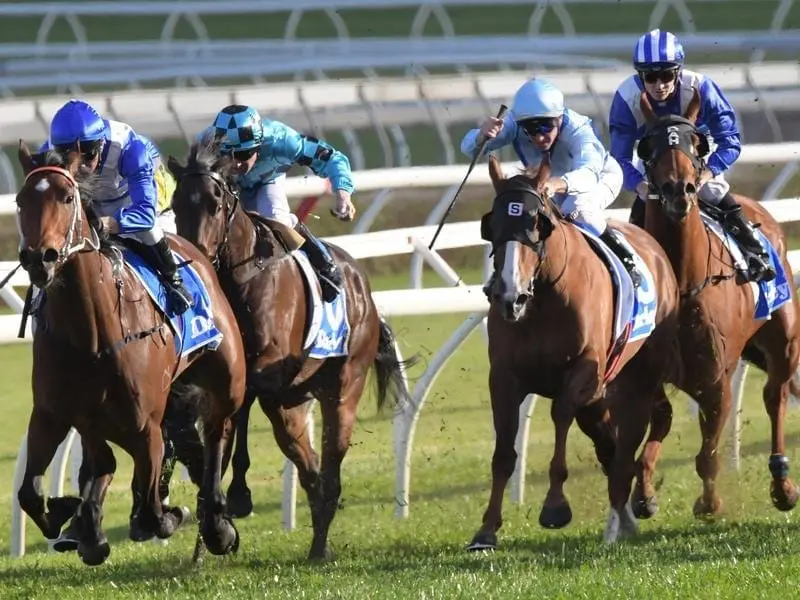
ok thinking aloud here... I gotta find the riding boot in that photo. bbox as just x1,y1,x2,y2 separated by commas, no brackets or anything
150,238,193,314
721,202,776,283
629,196,646,228
600,228,643,288
294,221,342,302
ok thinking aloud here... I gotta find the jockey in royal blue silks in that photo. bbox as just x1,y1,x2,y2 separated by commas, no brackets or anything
608,28,775,282
202,105,357,302
461,77,641,293
40,99,193,313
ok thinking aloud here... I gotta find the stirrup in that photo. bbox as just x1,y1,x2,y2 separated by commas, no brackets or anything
166,282,193,314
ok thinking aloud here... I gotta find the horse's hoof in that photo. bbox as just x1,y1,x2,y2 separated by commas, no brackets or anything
203,517,239,556
539,502,573,529
51,516,82,553
308,544,335,563
77,539,110,567
771,480,800,512
129,515,155,543
156,506,190,539
466,531,497,552
692,495,723,519
226,486,253,519
631,495,659,520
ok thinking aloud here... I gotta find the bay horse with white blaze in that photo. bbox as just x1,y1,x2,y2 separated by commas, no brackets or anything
467,156,681,549
637,88,800,516
167,142,411,561
15,142,246,566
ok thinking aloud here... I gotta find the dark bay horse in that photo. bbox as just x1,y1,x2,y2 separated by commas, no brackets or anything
637,89,800,516
467,156,681,549
167,142,410,561
15,142,246,565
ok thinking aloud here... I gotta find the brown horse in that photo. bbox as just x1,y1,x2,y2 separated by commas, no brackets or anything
467,156,681,549
15,142,246,566
167,142,410,561
636,89,800,516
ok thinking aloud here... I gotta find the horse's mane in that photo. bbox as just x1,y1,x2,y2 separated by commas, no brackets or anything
186,138,233,178
32,148,98,211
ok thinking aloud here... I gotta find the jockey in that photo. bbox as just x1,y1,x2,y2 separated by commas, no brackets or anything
609,28,775,282
461,78,642,292
204,105,356,302
43,99,193,313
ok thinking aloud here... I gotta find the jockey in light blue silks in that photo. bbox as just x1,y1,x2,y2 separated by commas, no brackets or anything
461,78,641,294
202,105,357,302
40,99,193,313
608,28,775,282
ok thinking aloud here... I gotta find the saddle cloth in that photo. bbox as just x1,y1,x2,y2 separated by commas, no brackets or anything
573,223,659,348
292,250,352,359
699,212,791,320
122,248,223,357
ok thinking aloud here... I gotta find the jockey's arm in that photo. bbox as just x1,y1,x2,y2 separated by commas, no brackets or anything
460,114,517,159
560,125,605,196
280,126,355,194
698,78,741,176
115,138,158,233
609,91,646,192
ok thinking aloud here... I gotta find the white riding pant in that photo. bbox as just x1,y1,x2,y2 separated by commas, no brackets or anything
243,174,298,228
556,158,623,236
697,172,731,205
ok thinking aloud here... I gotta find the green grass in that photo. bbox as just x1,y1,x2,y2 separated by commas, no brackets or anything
0,266,798,599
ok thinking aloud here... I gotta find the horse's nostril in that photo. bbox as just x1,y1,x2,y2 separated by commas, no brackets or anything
42,248,59,264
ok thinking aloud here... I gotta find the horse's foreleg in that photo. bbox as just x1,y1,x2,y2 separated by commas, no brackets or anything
693,379,731,517
200,414,239,556
632,386,673,519
764,372,800,511
226,389,256,518
467,368,525,551
17,407,76,541
76,437,116,566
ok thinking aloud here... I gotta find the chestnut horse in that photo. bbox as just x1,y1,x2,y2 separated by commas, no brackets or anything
167,142,410,561
467,156,681,549
636,89,800,516
15,143,246,565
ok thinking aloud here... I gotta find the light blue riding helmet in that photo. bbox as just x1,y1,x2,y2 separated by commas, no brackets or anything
511,79,565,121
50,99,106,147
212,105,264,152
633,29,685,72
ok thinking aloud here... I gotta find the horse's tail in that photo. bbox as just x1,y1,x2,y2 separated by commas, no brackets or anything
373,317,417,413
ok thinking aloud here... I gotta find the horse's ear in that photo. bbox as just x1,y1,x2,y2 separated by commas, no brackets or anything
488,154,504,194
639,91,658,126
684,87,701,124
17,140,36,175
167,155,185,178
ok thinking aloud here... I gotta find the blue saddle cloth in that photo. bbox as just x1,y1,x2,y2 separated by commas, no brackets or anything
122,248,223,357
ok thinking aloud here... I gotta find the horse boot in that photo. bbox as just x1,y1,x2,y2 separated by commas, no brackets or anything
600,228,643,288
150,238,193,314
294,221,342,302
720,202,776,283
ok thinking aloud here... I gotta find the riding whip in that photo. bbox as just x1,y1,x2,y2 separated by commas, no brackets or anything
428,104,508,251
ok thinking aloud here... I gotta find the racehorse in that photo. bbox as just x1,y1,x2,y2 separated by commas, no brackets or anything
167,141,411,561
15,142,247,566
467,155,681,549
636,88,800,516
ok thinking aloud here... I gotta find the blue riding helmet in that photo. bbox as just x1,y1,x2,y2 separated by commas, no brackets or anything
213,105,264,152
50,100,106,147
511,79,565,121
633,29,685,72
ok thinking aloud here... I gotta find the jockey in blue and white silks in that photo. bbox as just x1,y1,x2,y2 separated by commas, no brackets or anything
203,105,356,301
609,28,774,282
40,99,192,313
462,77,641,288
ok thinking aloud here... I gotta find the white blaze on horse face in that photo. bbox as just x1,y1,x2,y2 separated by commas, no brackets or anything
35,178,50,193
501,241,524,300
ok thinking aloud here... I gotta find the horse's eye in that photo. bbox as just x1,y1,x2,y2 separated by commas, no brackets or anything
65,195,75,204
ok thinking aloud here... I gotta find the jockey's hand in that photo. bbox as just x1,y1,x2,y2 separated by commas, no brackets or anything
479,116,504,142
635,180,651,200
698,167,714,188
100,216,119,234
540,176,567,200
332,190,356,222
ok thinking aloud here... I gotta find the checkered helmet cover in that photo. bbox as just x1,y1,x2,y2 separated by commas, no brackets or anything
213,105,264,151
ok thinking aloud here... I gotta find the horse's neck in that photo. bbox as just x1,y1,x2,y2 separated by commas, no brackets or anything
41,252,108,352
649,206,710,290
